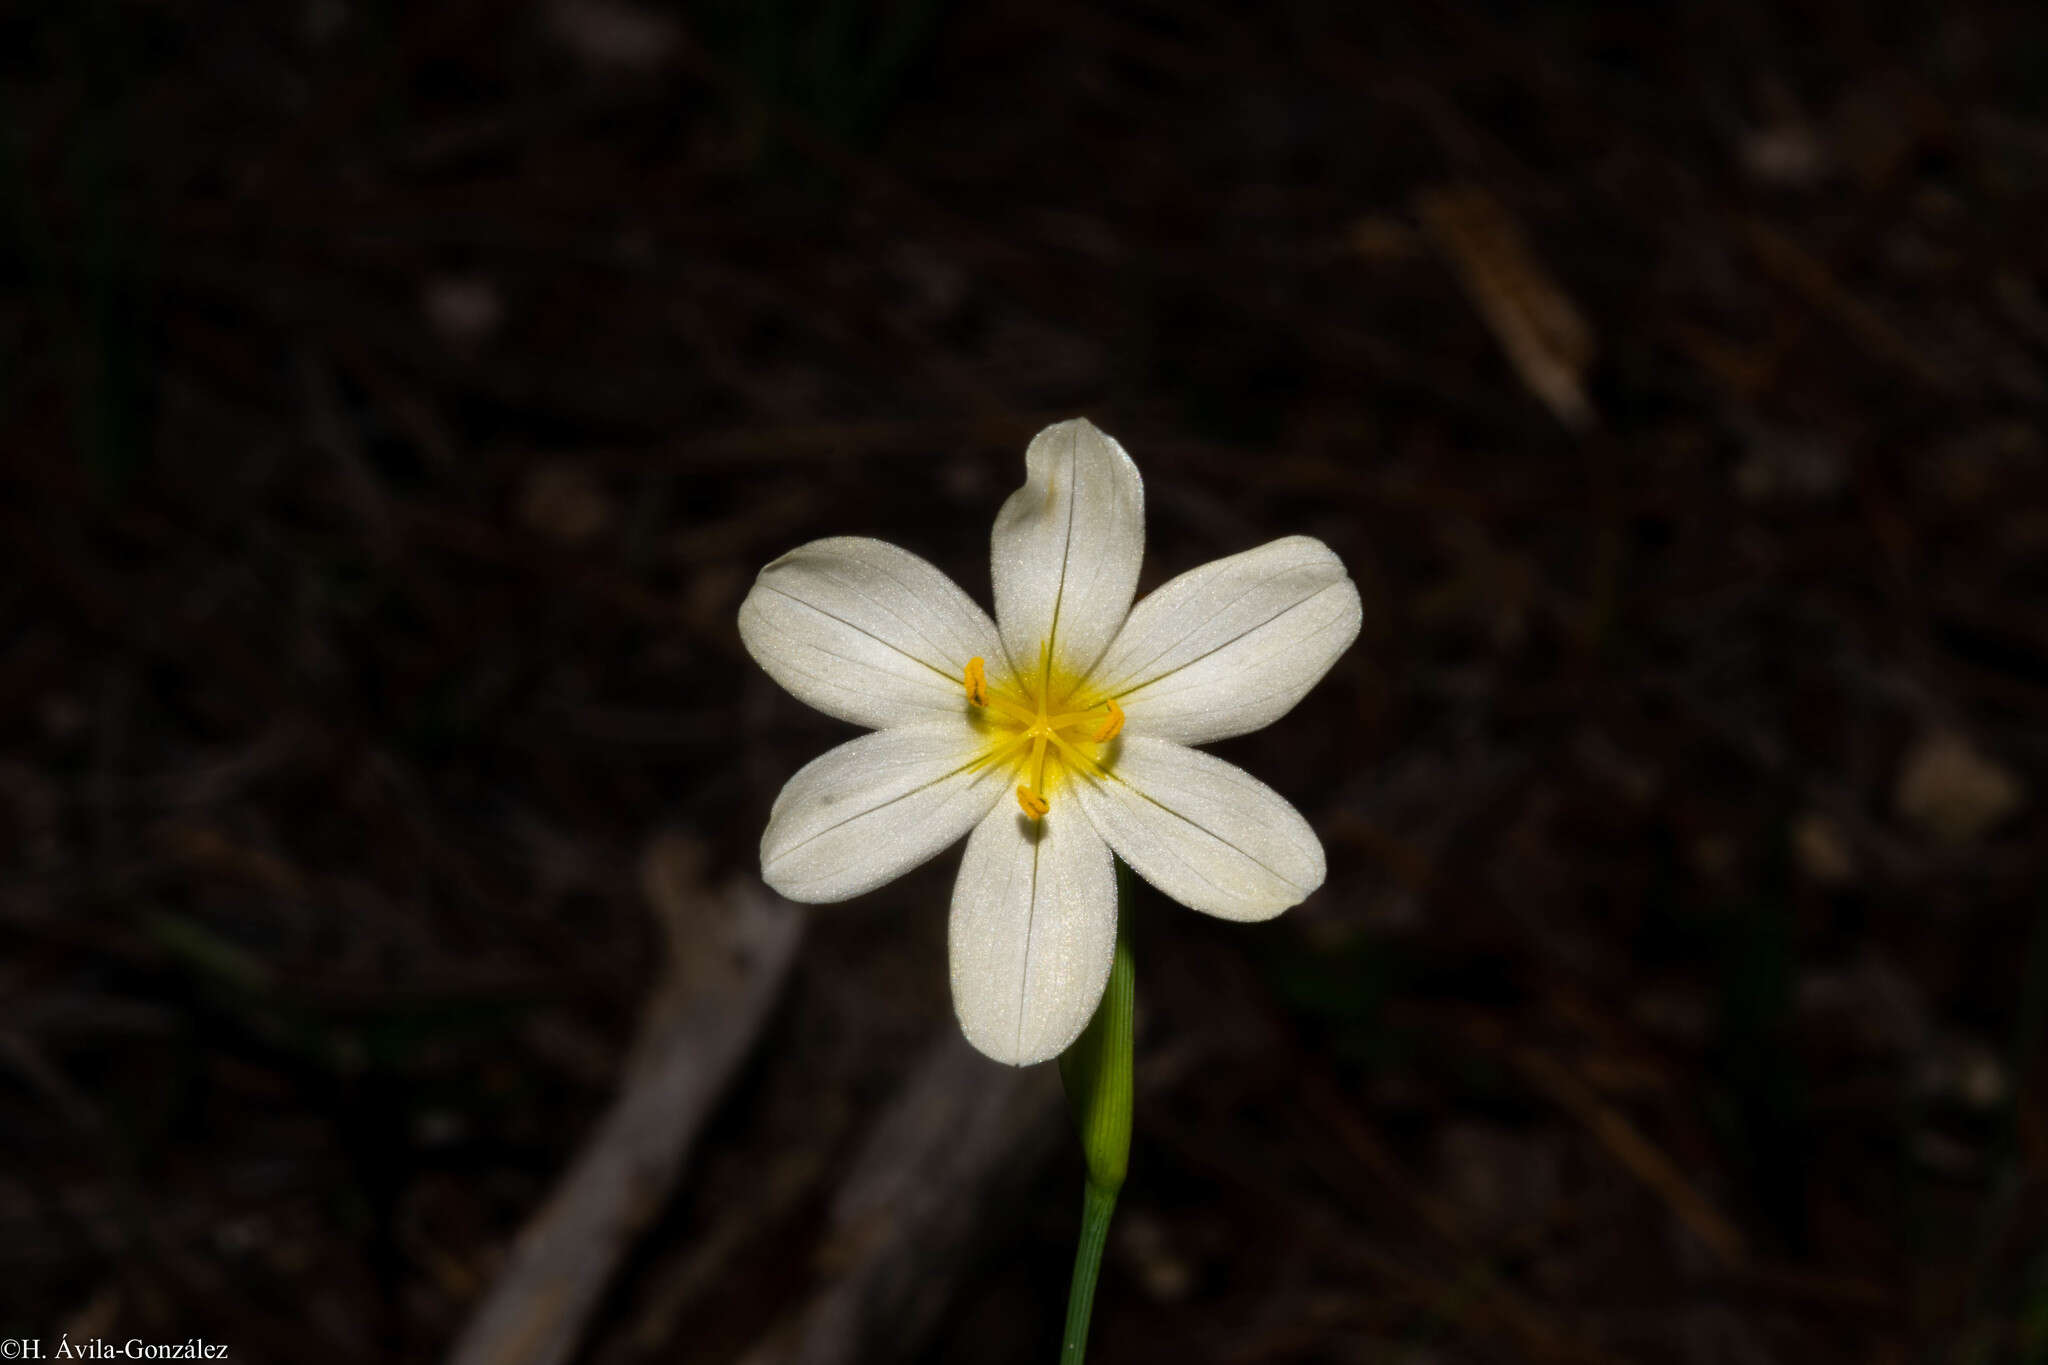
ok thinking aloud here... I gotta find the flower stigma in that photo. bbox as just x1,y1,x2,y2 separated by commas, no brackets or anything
962,651,1122,819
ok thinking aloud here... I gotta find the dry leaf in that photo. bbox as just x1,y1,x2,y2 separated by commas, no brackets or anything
1792,811,1857,885
1895,730,2024,845
547,0,679,72
518,462,614,545
1417,184,1596,431
1346,213,1422,262
421,274,503,349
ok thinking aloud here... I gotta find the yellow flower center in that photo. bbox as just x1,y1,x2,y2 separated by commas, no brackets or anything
963,648,1123,819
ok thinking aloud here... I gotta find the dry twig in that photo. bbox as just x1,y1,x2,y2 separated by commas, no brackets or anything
445,878,804,1365
1416,184,1598,431
741,1032,1065,1365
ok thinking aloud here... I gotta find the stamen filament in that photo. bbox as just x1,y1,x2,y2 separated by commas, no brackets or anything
1042,697,1126,730
983,691,1037,726
975,730,1034,773
1046,728,1111,781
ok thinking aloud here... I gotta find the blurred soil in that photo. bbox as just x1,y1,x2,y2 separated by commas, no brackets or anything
4,2,2048,1362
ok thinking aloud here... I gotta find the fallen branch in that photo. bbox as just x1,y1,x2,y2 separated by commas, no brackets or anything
445,875,805,1365
1417,183,1598,432
744,1031,1066,1365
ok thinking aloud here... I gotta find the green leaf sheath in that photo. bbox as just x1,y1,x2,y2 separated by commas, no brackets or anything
1056,860,1136,1364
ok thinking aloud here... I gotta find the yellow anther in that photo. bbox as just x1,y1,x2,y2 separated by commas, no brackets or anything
1016,784,1049,818
964,656,989,707
1092,698,1125,743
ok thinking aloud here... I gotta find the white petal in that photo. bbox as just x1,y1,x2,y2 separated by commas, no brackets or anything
950,801,1117,1066
1075,737,1324,922
739,537,1002,731
1093,536,1361,746
761,720,1005,902
990,419,1144,679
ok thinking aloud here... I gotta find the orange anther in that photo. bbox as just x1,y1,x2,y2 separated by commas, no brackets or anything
1092,698,1125,743
1015,784,1049,818
964,656,989,707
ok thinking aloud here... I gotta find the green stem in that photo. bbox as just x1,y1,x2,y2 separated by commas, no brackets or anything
1057,861,1136,1365
1060,1181,1118,1364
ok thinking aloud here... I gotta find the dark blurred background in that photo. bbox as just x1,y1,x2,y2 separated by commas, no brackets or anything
6,1,2048,1361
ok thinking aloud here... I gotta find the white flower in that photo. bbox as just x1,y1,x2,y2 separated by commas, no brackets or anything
738,419,1361,1065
